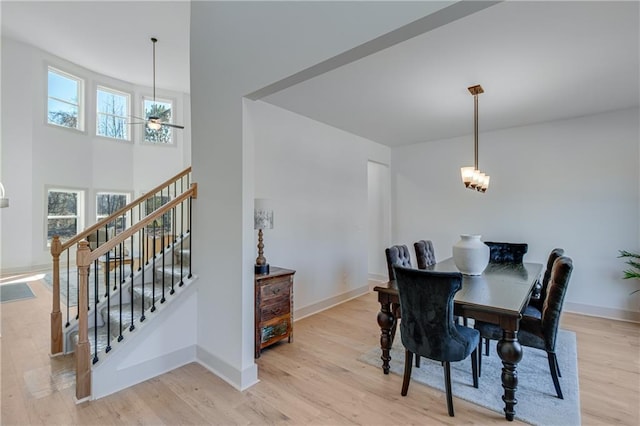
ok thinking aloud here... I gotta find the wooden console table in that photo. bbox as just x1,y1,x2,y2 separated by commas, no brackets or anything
255,267,295,358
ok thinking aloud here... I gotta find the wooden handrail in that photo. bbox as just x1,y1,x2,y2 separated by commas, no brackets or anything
56,167,191,254
79,183,196,266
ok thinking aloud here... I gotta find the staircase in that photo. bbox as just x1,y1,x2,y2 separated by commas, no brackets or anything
67,239,191,360
49,168,198,400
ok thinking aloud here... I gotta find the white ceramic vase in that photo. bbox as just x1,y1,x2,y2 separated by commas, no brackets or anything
452,234,489,275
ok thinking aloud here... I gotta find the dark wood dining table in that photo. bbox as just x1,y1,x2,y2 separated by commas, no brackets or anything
373,258,543,421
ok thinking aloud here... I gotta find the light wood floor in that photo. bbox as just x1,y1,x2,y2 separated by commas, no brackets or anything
1,277,639,425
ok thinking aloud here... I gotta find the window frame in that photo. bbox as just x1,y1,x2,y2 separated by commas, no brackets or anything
96,85,132,142
45,186,85,248
47,66,85,132
141,95,176,146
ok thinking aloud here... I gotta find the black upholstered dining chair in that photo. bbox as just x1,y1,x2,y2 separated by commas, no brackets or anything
385,245,412,282
414,239,436,269
475,256,573,399
393,266,479,417
525,248,565,318
484,241,529,264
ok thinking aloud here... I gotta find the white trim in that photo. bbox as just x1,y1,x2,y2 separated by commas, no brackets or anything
564,301,640,323
294,284,370,321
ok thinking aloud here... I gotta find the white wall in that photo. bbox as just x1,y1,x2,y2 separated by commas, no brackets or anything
391,108,640,320
189,1,444,390
250,101,390,315
0,38,190,271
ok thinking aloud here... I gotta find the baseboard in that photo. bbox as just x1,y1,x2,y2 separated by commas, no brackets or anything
1,264,51,277
564,301,640,323
294,284,370,321
196,346,259,391
368,273,387,283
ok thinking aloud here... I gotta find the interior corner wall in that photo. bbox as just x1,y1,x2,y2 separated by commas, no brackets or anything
391,107,640,320
0,37,189,272
250,101,390,313
189,0,440,389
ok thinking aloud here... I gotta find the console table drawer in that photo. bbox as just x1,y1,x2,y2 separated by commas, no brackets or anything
260,315,291,345
259,276,291,301
260,297,290,322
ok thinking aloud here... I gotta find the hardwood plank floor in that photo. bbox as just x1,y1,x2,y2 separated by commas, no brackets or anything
1,277,639,425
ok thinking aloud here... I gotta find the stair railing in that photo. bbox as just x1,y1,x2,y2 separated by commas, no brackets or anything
50,168,192,356
73,182,196,400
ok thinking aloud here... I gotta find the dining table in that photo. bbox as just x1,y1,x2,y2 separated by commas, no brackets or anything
373,258,543,421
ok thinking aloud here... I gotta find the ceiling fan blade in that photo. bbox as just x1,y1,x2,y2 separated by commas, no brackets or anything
161,123,185,129
126,121,146,125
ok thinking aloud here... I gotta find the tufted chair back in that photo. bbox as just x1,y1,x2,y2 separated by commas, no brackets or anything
539,256,573,352
484,241,528,264
530,248,565,310
414,240,436,270
385,245,412,282
394,266,477,362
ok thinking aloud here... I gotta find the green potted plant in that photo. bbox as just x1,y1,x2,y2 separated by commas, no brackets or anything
618,250,640,294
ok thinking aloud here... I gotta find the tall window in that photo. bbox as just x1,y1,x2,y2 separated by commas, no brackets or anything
97,86,130,140
47,67,84,130
47,188,84,246
96,192,130,232
143,96,174,144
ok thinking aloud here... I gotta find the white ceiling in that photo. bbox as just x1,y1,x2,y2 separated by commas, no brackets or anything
2,1,638,147
1,0,191,93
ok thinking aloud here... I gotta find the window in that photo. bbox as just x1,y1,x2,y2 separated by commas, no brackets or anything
143,96,174,144
96,86,130,140
47,67,84,130
96,192,130,232
145,194,172,235
47,188,84,246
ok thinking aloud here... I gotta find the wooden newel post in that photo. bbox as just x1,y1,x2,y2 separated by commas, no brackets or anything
75,240,92,401
50,236,63,355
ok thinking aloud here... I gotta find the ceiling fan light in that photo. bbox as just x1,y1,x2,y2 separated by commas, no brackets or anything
147,120,162,131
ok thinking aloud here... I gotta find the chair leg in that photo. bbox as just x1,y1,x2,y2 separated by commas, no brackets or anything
547,352,564,399
463,317,468,327
471,348,478,388
444,361,454,416
477,340,483,378
415,355,421,368
401,349,413,396
484,337,490,356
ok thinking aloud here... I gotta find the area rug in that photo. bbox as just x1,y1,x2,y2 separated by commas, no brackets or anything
359,329,580,425
1,282,35,303
42,268,104,307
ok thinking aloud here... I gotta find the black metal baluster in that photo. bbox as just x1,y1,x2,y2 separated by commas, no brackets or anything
92,261,99,364
160,210,166,304
179,198,184,287
140,226,146,323
65,252,71,327
170,203,176,296
188,196,192,279
105,257,111,353
150,220,157,312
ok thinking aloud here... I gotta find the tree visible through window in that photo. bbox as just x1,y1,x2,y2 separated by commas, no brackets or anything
48,67,83,130
47,188,84,245
97,87,130,140
96,192,129,232
143,97,173,144
145,195,172,234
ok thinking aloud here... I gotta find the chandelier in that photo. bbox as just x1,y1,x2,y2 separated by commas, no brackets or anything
460,84,490,192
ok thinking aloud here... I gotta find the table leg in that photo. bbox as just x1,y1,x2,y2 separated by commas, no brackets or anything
376,300,396,374
497,330,523,421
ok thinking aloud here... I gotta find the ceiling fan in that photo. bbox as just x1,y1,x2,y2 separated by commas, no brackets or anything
130,37,184,130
